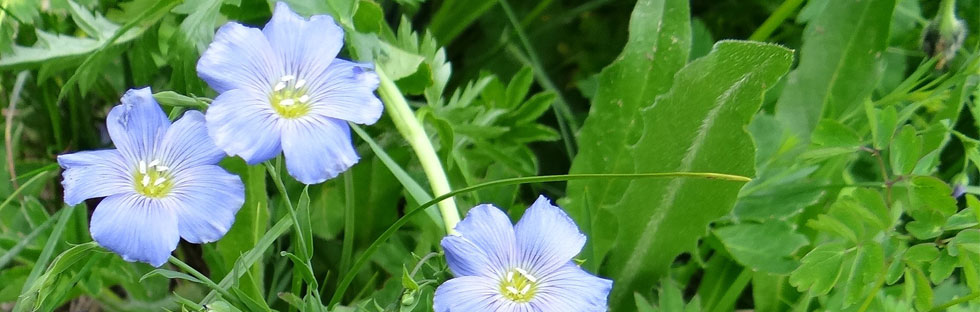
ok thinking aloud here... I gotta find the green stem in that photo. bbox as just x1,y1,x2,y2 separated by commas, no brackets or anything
327,171,750,307
709,267,752,312
339,170,355,277
168,256,234,300
929,291,980,312
264,161,310,260
748,0,806,42
375,66,461,234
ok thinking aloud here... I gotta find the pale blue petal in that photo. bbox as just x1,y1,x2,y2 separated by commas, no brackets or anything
262,2,343,80
198,22,282,93
448,204,516,274
57,150,131,205
531,262,612,312
433,276,508,312
442,235,499,278
280,117,357,184
106,87,170,162
514,195,586,275
307,60,383,125
206,88,283,164
167,165,245,244
90,193,179,267
159,110,226,172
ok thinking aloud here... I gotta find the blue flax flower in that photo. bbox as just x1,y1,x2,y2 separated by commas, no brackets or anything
58,88,245,267
434,196,612,311
197,2,382,184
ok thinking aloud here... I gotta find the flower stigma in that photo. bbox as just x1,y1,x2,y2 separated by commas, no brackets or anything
133,159,173,198
270,75,312,118
499,268,539,303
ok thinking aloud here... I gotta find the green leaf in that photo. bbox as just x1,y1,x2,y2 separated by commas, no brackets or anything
811,119,862,147
139,269,202,284
910,268,933,312
564,0,692,274
789,242,848,295
904,243,940,265
774,0,897,141
216,162,269,295
890,125,922,176
585,40,793,308
714,220,809,274
842,244,884,307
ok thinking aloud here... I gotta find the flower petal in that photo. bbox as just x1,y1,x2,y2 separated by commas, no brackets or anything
513,195,586,275
57,150,132,205
433,276,509,312
159,110,226,172
449,204,517,274
90,193,180,267
307,60,383,125
262,2,344,80
106,87,171,162
280,117,357,184
531,262,612,312
198,22,282,93
206,88,283,164
442,234,499,278
167,165,245,244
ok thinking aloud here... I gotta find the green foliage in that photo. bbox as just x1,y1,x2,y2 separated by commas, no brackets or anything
2,0,980,311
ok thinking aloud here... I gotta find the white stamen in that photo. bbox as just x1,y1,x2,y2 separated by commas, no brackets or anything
520,285,530,294
298,94,310,103
274,81,287,92
154,177,167,186
141,175,150,187
280,99,296,106
156,165,170,172
507,271,514,282
515,268,537,282
506,286,519,294
280,75,295,82
138,161,147,174
295,79,307,89
148,159,160,168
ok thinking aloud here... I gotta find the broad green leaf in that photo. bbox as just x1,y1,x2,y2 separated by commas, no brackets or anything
714,220,809,274
564,0,691,269
789,242,848,295
592,41,793,309
904,243,940,265
842,244,883,307
890,125,922,176
774,0,897,142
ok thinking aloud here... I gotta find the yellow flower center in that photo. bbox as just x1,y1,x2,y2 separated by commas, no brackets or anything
133,159,173,198
270,75,312,119
499,268,538,303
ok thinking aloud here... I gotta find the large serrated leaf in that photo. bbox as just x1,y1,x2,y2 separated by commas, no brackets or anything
591,41,793,309
774,0,897,142
564,0,691,268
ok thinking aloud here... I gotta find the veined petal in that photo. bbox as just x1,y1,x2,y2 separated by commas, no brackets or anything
514,196,586,275
57,150,132,205
280,117,357,184
262,2,344,80
451,204,517,273
159,110,225,172
307,60,383,125
433,276,508,312
442,235,499,278
90,193,180,267
167,165,245,244
206,88,283,164
106,88,171,162
198,22,282,93
531,262,612,312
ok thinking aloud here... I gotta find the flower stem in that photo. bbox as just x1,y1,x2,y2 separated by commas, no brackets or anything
748,0,805,42
374,66,461,234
